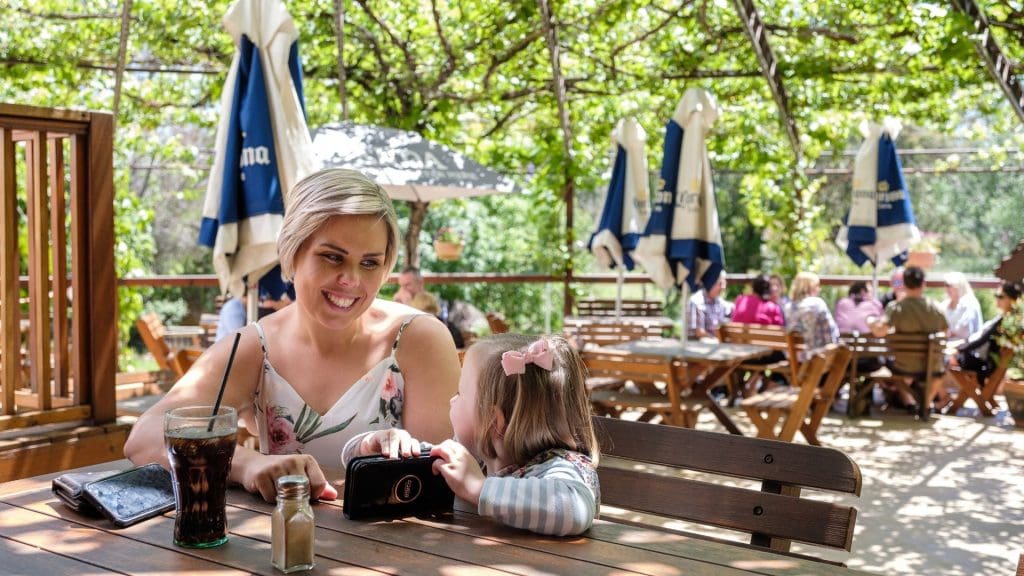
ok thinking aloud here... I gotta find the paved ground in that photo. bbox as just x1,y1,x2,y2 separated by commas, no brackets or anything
681,400,1024,575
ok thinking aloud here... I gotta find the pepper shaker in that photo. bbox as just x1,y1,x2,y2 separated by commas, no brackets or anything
272,475,315,573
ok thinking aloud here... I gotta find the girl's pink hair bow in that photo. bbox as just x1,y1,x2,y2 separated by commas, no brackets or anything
501,339,553,376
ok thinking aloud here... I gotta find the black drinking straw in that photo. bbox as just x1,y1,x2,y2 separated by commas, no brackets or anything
208,332,241,432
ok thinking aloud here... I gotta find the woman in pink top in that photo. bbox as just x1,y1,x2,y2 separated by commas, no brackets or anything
834,281,883,333
732,274,784,326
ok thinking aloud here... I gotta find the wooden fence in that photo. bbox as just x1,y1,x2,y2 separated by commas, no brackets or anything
0,103,118,430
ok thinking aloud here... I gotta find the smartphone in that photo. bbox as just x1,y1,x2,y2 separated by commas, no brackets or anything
81,463,176,528
343,453,454,520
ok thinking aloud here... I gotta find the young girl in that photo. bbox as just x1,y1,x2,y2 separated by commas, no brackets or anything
344,334,601,536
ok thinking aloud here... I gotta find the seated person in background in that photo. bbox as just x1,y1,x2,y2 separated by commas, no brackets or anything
785,271,839,357
410,291,465,348
732,274,784,326
769,273,790,322
688,274,731,340
394,266,437,309
879,267,905,309
869,266,949,411
949,281,1023,383
834,281,883,334
216,294,247,342
941,271,983,341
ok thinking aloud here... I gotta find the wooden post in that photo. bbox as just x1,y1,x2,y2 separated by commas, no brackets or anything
0,129,17,414
86,114,117,424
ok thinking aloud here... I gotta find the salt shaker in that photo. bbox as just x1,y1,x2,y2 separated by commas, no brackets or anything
272,475,315,573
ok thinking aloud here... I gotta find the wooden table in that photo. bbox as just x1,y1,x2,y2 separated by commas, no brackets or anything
0,461,870,575
609,338,774,434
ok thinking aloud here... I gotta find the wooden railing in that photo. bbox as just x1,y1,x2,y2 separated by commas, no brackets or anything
0,103,117,428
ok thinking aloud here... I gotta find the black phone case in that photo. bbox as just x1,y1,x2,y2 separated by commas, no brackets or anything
80,463,176,528
343,454,454,520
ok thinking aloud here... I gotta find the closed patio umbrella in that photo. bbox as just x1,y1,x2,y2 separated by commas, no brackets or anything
633,88,724,343
836,118,919,293
199,0,316,316
588,117,650,317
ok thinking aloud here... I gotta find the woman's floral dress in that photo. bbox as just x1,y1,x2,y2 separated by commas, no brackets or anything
252,316,422,471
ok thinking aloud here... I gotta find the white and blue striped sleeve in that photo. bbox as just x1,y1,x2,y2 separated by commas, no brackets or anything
476,456,598,536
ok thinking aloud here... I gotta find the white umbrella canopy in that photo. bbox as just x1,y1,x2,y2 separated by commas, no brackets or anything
633,88,724,293
589,117,650,272
199,0,315,303
310,122,521,202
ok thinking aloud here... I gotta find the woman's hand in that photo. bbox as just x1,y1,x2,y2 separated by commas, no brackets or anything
234,450,337,503
430,439,486,505
357,428,423,459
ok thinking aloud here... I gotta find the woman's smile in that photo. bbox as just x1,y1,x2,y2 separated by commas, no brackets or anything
323,290,358,310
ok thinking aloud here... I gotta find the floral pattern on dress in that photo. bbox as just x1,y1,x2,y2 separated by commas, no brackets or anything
263,402,358,455
369,369,403,427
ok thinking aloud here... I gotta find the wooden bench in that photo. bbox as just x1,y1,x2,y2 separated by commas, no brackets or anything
570,320,667,350
740,344,853,445
718,322,805,398
593,415,861,561
582,348,703,427
0,419,133,483
576,298,664,317
841,331,946,420
946,346,1013,417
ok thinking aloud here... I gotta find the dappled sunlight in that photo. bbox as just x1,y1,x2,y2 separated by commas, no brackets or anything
731,558,802,570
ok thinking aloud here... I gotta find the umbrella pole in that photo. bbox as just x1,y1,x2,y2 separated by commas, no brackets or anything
615,267,624,320
871,264,878,301
679,284,690,348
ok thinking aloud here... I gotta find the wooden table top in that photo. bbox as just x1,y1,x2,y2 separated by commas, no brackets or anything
610,338,773,363
0,461,868,575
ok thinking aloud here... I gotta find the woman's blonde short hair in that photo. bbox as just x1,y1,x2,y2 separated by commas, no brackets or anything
277,168,399,282
944,271,975,300
470,334,599,468
789,271,820,301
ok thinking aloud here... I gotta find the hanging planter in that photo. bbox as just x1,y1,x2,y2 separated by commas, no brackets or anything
434,227,464,261
906,233,940,269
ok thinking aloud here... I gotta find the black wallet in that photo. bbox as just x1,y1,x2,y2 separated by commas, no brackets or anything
52,469,119,515
343,453,454,520
53,464,176,527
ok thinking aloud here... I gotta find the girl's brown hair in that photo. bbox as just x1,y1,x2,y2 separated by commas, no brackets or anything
469,334,599,468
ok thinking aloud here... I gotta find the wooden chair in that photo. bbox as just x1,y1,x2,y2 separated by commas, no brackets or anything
135,312,203,378
946,346,1013,417
592,415,861,561
859,332,947,420
572,320,666,350
576,298,663,317
485,312,509,334
741,344,853,445
581,348,702,427
718,322,805,397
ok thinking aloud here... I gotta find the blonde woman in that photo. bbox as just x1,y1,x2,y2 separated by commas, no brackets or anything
941,272,982,340
784,271,839,355
125,169,460,502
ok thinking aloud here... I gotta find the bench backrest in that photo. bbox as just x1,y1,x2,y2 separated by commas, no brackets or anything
840,331,946,378
576,298,664,317
592,415,861,558
718,322,805,370
135,312,173,372
574,321,666,349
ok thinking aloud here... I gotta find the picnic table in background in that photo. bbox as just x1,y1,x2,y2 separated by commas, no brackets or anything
608,338,773,434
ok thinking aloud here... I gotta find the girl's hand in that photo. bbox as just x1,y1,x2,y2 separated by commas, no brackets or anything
430,439,486,505
357,428,422,459
235,450,337,503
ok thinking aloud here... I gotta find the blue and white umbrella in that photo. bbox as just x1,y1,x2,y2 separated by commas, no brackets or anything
588,118,650,317
633,89,723,342
836,119,919,290
634,89,723,290
199,0,316,306
589,117,650,272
